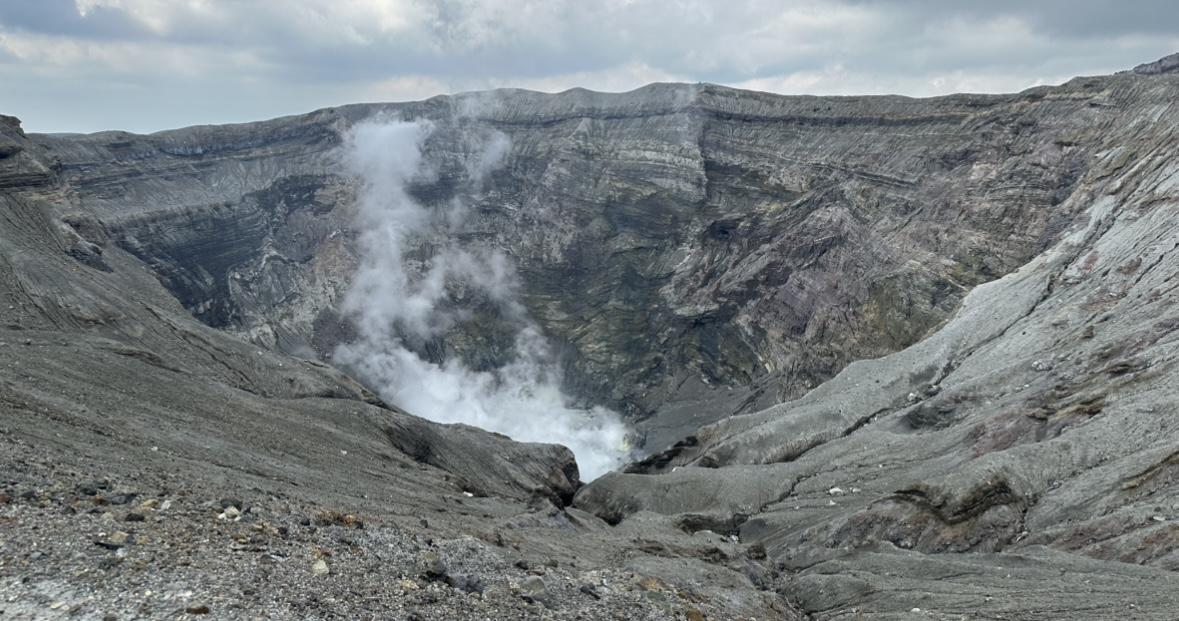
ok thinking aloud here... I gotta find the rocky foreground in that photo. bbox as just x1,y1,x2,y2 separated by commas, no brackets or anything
3,55,1179,619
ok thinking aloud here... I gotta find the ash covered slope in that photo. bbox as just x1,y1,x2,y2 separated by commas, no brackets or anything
577,69,1179,617
0,113,581,506
4,57,1179,619
33,76,1111,448
0,112,797,619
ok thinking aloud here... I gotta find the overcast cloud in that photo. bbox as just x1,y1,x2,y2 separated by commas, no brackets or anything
1,0,1176,133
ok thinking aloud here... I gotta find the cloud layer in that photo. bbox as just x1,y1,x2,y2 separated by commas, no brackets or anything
1,1,1176,132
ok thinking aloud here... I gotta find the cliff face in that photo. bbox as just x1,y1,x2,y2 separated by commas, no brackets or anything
5,58,1179,618
32,79,1116,447
576,72,1179,616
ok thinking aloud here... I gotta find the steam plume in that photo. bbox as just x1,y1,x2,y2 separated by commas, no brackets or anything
333,118,629,480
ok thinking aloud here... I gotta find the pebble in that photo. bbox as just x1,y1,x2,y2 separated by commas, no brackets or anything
422,552,447,581
96,531,130,550
399,579,420,591
184,604,211,615
518,575,547,603
312,559,330,576
137,499,159,512
446,573,485,594
79,481,109,496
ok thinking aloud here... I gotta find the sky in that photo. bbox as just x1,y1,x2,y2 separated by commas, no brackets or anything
1,0,1177,134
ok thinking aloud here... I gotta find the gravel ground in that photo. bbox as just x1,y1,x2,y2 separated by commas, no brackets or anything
0,438,763,620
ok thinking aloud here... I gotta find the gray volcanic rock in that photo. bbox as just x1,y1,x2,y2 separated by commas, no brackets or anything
576,66,1179,617
0,114,793,619
1131,52,1179,74
31,77,1113,446
4,54,1179,619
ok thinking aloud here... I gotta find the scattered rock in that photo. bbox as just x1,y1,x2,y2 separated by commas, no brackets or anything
446,573,485,594
124,512,146,522
315,510,364,529
399,578,420,591
219,498,243,510
95,531,130,550
518,575,547,603
184,605,211,615
311,559,330,576
421,552,448,582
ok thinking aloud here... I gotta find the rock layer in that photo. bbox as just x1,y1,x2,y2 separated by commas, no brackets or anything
3,56,1179,618
576,68,1179,617
32,78,1116,446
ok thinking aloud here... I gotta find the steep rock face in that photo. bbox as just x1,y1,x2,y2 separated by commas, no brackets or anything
0,114,800,620
576,71,1179,617
0,117,581,506
4,56,1179,619
33,80,1118,447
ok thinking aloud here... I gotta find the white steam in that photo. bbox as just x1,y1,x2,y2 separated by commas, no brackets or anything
334,118,629,480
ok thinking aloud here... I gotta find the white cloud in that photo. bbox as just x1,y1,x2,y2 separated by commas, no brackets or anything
0,0,1175,132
